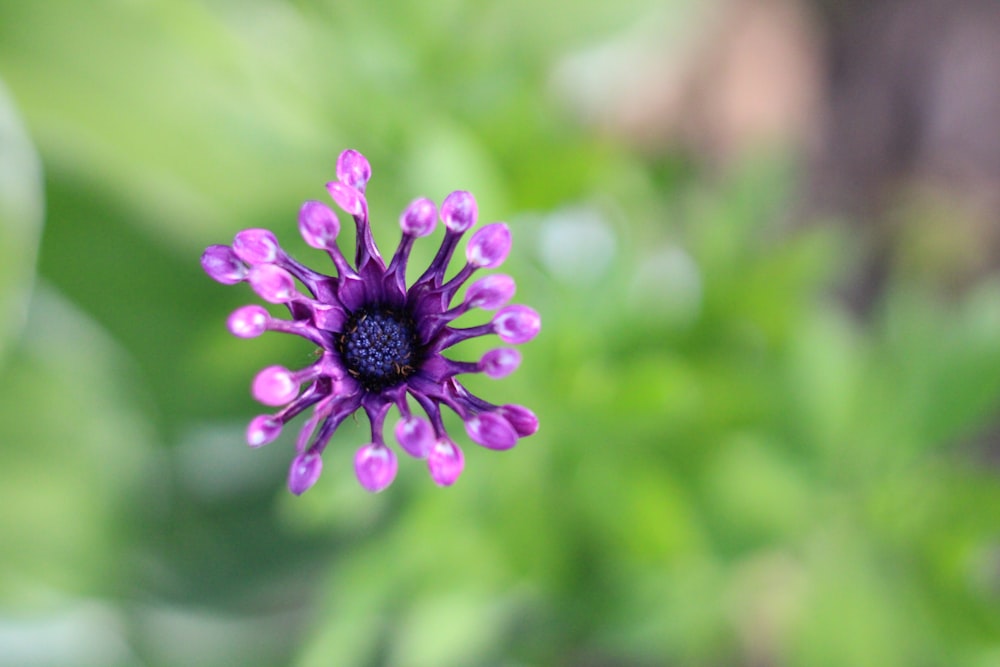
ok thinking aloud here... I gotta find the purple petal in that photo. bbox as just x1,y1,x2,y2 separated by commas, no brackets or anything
288,451,323,495
233,229,281,265
479,348,522,379
354,443,398,492
394,415,435,458
399,197,437,237
428,439,464,486
227,305,270,338
294,412,320,453
441,190,478,232
499,404,539,437
465,274,516,310
326,181,366,217
493,305,541,344
466,222,511,268
464,412,518,450
246,415,282,447
336,149,372,192
312,303,347,331
201,245,247,284
252,365,299,406
298,200,341,249
248,264,297,303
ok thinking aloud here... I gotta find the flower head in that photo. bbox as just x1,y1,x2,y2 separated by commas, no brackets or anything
202,149,540,493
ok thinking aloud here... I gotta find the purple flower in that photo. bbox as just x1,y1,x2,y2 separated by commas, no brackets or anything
202,149,540,494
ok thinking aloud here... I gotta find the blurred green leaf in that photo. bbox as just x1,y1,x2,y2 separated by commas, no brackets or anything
0,78,43,367
0,287,154,603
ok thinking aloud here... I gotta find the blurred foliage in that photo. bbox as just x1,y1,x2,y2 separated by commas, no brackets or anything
1,1,999,667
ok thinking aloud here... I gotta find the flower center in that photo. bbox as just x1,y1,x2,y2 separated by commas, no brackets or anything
338,307,420,391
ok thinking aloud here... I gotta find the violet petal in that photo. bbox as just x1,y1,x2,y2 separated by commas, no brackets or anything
354,443,398,492
201,245,247,285
428,439,465,486
465,412,518,450
441,190,478,232
288,451,323,495
466,222,511,268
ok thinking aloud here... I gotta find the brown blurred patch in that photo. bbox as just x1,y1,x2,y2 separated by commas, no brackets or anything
555,0,1000,301
553,0,823,167
807,0,1000,305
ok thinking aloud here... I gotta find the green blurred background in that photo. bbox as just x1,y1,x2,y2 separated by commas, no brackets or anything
2,0,1000,665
